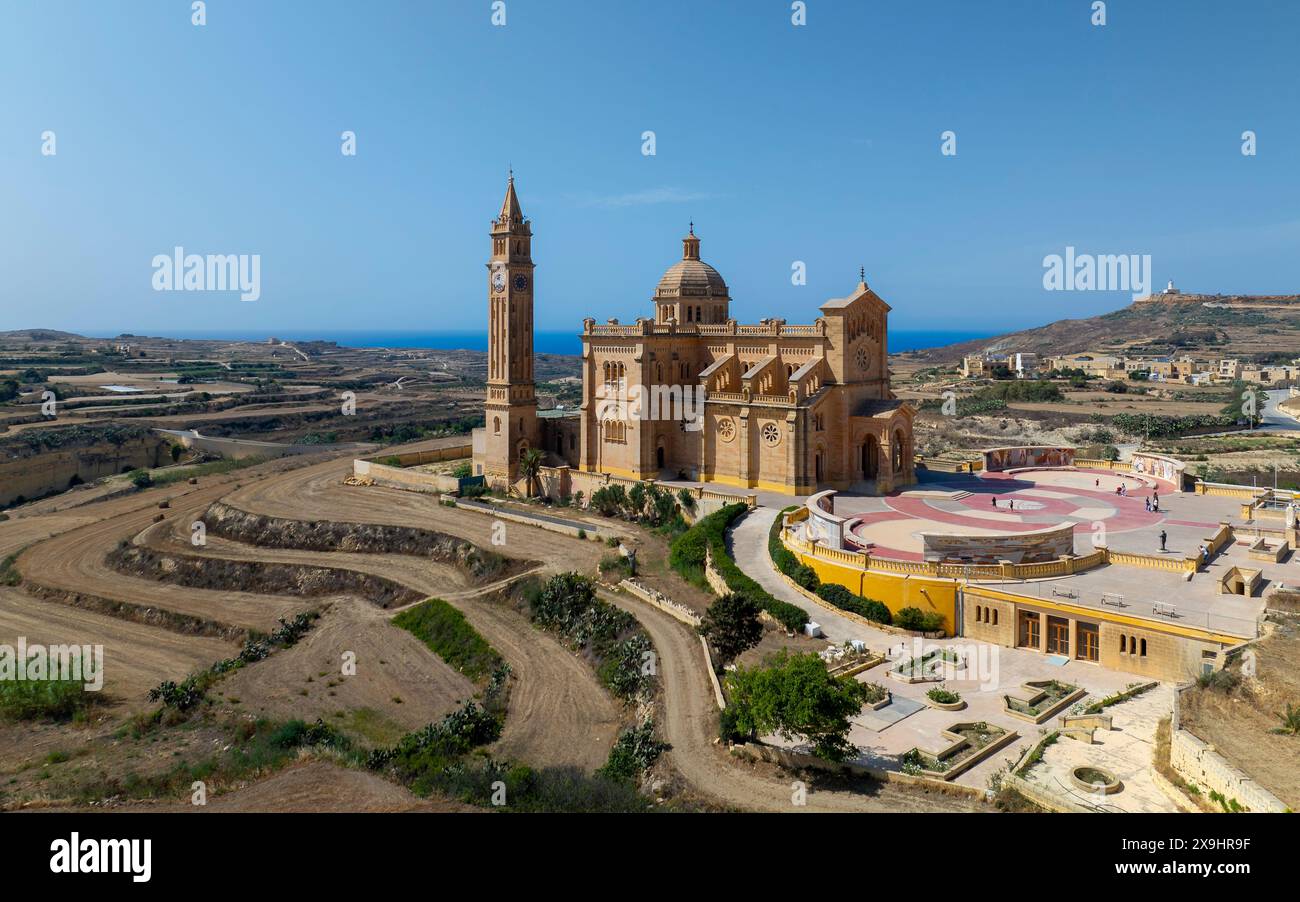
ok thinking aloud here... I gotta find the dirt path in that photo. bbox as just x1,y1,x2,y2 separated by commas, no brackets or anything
600,588,985,812
16,489,307,634
224,456,606,572
135,482,622,772
0,586,235,710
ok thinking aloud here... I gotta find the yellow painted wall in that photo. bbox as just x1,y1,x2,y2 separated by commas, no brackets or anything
792,549,958,635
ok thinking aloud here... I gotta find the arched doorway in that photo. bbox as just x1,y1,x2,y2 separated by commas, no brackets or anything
656,444,665,470
891,429,906,472
860,435,879,479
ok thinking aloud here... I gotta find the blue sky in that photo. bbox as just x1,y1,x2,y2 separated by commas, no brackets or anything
2,0,1298,337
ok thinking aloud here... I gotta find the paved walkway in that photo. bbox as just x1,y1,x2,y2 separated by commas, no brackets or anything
726,506,894,648
727,503,1183,797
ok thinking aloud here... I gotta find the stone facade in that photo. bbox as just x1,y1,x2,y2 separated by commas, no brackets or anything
576,237,914,495
475,176,914,495
964,587,1231,682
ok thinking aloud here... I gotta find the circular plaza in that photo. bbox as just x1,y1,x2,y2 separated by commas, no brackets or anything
837,467,1186,563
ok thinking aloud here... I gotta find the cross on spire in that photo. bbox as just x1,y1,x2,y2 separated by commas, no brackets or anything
860,265,865,283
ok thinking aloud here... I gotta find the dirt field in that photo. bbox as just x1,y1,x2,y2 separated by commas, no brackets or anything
1180,623,1300,809
0,586,234,710
0,435,990,812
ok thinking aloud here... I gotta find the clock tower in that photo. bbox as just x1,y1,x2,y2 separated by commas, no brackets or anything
483,172,539,488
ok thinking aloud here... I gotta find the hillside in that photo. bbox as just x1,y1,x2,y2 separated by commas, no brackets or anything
904,295,1300,366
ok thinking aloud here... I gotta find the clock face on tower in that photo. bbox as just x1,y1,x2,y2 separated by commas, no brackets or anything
513,274,530,293
491,270,506,293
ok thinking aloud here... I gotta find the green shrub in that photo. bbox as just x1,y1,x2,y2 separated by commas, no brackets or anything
926,686,961,705
0,678,98,721
0,552,20,587
528,573,654,701
894,606,943,632
598,719,670,783
392,597,502,682
670,505,809,632
270,717,351,750
815,583,891,624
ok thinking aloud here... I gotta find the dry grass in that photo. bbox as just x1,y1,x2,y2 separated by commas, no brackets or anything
1179,623,1300,809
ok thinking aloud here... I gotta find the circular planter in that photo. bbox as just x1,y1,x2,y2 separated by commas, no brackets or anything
1071,766,1122,795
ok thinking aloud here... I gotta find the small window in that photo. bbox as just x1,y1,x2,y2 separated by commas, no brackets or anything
992,609,998,626
1140,638,1147,657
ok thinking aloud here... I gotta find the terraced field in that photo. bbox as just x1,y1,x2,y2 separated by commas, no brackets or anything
0,440,982,812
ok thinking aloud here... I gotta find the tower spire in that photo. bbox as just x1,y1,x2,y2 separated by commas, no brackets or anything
498,171,523,224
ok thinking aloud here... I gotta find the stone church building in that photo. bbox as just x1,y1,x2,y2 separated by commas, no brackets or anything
474,175,915,497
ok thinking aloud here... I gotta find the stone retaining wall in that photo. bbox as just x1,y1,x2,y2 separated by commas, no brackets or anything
1170,684,1287,813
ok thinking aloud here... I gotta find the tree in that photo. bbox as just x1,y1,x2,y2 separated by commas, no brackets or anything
517,447,545,498
724,650,869,762
698,593,763,664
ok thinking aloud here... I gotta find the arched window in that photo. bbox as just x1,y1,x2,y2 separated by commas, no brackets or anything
975,605,982,623
493,417,501,435
1120,635,1127,653
992,609,998,626
1140,638,1147,657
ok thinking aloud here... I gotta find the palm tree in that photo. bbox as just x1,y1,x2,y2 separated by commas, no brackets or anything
518,448,545,499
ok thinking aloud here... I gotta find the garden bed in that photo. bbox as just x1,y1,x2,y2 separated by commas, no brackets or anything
900,721,1019,781
888,646,964,684
1004,680,1086,724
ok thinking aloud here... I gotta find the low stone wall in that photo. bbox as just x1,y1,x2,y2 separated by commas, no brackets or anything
449,497,608,542
363,443,472,467
920,522,1074,565
1169,729,1286,812
1195,480,1266,499
611,579,725,710
354,459,459,494
729,743,989,802
702,546,731,597
1003,772,1095,813
1170,684,1287,813
619,578,700,626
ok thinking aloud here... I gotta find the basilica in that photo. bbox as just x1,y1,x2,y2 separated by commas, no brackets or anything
473,175,915,497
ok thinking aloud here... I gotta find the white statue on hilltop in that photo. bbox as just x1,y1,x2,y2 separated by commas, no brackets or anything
1287,502,1297,530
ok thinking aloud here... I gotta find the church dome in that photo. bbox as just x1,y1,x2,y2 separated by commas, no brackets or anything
654,227,729,300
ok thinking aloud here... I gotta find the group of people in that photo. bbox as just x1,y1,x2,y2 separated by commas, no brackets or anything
1095,477,1161,512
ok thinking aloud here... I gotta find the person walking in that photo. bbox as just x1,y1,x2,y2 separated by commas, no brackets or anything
1159,529,1167,552
991,496,997,508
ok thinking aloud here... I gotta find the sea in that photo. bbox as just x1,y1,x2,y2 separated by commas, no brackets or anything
166,329,994,356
